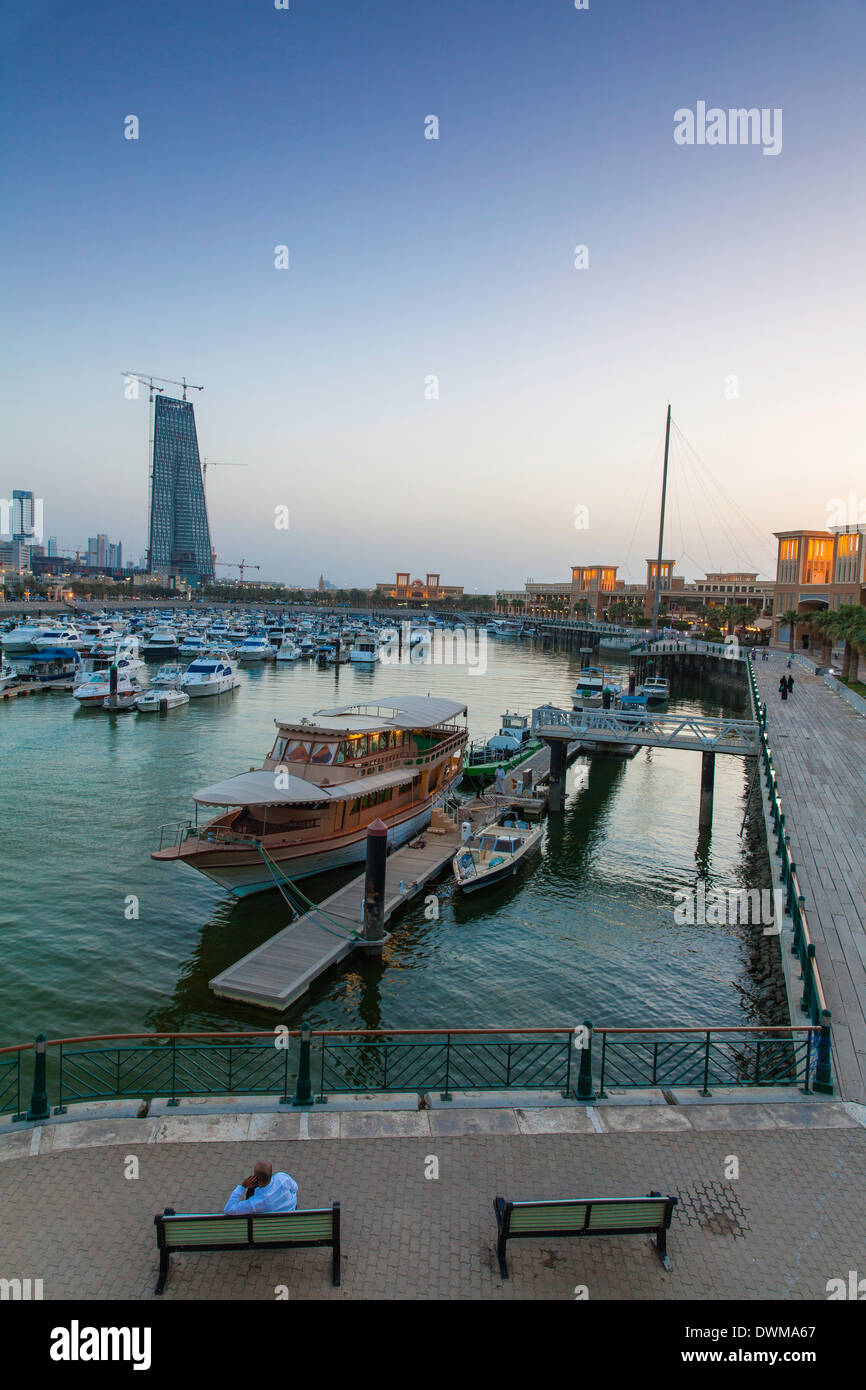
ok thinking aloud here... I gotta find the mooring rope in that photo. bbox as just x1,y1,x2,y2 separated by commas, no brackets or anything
255,843,362,940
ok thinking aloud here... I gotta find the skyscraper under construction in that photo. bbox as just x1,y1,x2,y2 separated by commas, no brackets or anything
147,394,214,586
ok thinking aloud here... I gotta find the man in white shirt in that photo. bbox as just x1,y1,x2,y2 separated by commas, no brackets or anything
223,1161,298,1214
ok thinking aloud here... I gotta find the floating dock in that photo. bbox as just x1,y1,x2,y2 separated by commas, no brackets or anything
210,819,465,1010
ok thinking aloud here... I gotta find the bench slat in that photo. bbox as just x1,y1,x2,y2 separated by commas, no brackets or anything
509,1206,588,1231
588,1202,667,1230
251,1213,333,1242
164,1218,249,1247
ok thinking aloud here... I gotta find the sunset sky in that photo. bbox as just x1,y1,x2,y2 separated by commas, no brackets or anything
3,0,865,588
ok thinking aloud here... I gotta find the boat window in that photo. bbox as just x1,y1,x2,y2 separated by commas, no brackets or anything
286,739,313,762
272,737,288,761
494,837,517,852
350,798,360,814
377,732,389,752
310,742,337,765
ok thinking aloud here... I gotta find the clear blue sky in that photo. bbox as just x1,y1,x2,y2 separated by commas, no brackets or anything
2,0,864,587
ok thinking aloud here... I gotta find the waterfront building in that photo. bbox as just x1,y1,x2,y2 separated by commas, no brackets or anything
773,525,866,644
147,394,214,587
376,571,464,604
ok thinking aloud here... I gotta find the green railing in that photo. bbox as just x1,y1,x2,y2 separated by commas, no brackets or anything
1,1022,829,1120
746,659,832,1090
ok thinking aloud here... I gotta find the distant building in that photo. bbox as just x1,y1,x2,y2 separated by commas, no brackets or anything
47,536,58,556
11,490,35,541
773,526,866,644
148,394,214,586
376,571,464,604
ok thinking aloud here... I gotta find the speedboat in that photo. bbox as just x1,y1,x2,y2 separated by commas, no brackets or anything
452,814,543,893
103,678,146,711
152,694,469,896
1,622,54,653
571,667,621,711
237,634,275,662
462,712,540,784
143,625,179,658
315,642,336,665
178,633,208,658
298,637,316,659
180,653,241,697
275,637,302,662
135,686,190,713
152,662,185,688
637,675,670,705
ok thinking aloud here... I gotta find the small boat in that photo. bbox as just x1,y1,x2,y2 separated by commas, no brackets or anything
32,625,83,650
103,680,145,711
571,667,621,712
637,675,670,705
135,686,190,713
1,622,55,653
275,637,302,662
75,669,147,707
20,647,80,685
462,711,540,783
0,661,18,691
143,625,179,658
617,691,648,710
350,635,379,665
452,814,543,893
315,642,336,666
178,633,208,658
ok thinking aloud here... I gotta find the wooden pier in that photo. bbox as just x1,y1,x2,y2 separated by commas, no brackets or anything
210,818,465,1010
0,682,49,701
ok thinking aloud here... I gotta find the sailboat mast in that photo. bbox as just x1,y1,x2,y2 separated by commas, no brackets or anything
650,403,672,637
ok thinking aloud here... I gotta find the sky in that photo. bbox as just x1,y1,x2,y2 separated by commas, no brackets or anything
2,0,865,589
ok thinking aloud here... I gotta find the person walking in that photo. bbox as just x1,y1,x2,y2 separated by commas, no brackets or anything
786,673,794,694
779,676,788,702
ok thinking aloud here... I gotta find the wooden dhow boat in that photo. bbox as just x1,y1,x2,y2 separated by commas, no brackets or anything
152,695,468,896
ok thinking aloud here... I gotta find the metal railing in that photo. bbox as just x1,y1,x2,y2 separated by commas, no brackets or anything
1,1022,829,1120
746,658,833,1084
532,705,760,754
631,639,747,660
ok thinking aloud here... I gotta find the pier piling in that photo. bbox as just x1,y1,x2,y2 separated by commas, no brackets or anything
546,739,567,814
360,818,389,952
699,751,715,830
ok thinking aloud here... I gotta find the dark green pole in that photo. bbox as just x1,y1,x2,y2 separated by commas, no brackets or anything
292,1021,313,1106
27,1033,50,1121
575,1020,595,1102
814,1010,833,1094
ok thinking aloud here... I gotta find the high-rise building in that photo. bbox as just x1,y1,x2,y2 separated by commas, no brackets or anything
148,395,213,586
47,536,58,556
12,490,35,540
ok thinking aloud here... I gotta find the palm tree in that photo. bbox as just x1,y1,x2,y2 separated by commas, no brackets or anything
808,609,836,666
834,604,866,682
778,609,800,653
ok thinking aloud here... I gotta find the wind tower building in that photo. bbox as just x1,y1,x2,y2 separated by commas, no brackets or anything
147,394,214,586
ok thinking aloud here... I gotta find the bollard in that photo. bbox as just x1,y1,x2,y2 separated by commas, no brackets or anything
575,1020,596,1102
27,1033,50,1121
814,1010,833,1094
628,672,636,695
360,818,389,952
292,1020,313,1106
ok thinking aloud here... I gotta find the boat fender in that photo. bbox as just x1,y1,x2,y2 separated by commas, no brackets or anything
460,821,472,844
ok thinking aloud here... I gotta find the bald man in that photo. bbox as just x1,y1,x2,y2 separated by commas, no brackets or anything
224,1161,298,1214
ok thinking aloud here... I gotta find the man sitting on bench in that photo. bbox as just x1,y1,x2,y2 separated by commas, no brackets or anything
223,1160,298,1214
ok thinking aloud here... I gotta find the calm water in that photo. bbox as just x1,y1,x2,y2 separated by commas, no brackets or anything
0,639,774,1045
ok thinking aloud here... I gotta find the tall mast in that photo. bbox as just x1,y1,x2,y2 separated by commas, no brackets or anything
650,403,672,637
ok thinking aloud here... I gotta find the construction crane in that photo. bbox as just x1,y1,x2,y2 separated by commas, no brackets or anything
216,560,261,581
121,372,203,401
201,459,247,495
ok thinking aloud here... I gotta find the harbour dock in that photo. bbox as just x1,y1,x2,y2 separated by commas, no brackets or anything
211,816,466,1009
752,652,866,1103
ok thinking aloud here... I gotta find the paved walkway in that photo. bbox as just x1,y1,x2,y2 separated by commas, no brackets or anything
2,1099,864,1300
753,652,866,1103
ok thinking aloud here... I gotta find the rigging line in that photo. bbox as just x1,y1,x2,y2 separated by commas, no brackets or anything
675,431,748,573
674,432,720,573
672,423,776,572
255,844,361,939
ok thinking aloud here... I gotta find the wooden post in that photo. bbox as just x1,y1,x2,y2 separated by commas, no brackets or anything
699,751,715,830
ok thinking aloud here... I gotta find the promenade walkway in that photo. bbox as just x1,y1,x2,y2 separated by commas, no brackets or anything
752,652,866,1103
1,1097,863,1300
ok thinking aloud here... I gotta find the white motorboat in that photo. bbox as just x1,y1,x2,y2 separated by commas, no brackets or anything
180,653,242,697
151,663,185,688
298,637,316,659
275,637,302,662
452,814,544,893
350,635,380,664
237,634,275,662
637,675,670,705
32,625,83,650
0,661,18,692
74,669,149,707
103,679,146,711
1,622,55,653
178,633,208,658
135,686,190,713
571,667,621,712
143,625,179,658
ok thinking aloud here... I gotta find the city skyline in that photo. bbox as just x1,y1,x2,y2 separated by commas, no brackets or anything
3,1,865,588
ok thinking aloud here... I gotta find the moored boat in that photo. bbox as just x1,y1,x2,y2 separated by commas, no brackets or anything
452,813,543,892
462,711,540,783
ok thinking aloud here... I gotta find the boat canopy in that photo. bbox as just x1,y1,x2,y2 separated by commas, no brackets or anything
194,766,416,808
308,696,467,730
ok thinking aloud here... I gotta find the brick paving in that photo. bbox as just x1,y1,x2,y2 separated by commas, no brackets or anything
2,1103,865,1300
753,653,866,1103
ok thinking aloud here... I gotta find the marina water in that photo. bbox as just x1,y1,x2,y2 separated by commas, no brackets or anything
0,638,778,1044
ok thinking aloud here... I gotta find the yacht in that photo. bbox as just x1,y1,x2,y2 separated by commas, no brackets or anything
180,653,242,698
490,620,521,640
0,661,18,692
298,637,316,659
1,622,54,653
237,633,275,662
275,636,302,662
452,813,544,893
178,633,208,658
151,662,185,688
152,695,468,896
143,625,179,658
74,668,149,707
350,635,380,665
21,647,80,684
32,625,83,650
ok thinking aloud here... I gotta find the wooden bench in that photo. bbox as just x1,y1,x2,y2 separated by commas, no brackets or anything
153,1203,341,1293
493,1192,677,1278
